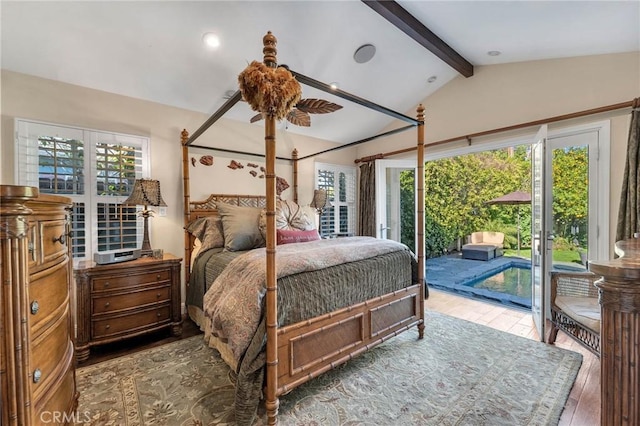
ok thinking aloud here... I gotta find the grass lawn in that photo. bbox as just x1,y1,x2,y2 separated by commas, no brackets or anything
504,248,584,265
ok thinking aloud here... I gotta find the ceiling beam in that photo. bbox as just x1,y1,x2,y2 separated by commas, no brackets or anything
362,0,474,78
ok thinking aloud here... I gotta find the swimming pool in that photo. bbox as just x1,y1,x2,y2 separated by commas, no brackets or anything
426,257,534,309
462,265,532,308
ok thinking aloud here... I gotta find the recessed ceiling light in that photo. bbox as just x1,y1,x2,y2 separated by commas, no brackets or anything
329,82,339,90
353,44,376,64
202,32,220,49
487,50,501,56
427,75,437,84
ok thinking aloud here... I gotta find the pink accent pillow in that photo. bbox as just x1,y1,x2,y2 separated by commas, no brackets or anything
277,229,321,245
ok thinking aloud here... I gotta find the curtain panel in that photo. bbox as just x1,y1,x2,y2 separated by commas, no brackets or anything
616,98,640,241
358,162,376,237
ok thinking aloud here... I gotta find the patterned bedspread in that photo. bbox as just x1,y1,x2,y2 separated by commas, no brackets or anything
198,236,417,425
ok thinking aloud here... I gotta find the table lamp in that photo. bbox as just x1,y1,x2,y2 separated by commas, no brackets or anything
309,189,331,215
123,178,167,256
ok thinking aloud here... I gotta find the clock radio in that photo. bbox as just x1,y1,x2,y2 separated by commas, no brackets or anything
93,248,141,265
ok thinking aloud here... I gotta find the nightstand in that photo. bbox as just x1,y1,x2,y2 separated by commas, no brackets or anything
74,253,182,363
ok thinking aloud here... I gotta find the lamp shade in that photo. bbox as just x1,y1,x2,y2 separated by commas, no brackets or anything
123,178,167,207
309,189,332,212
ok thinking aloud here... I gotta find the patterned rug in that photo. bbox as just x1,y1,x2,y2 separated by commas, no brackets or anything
75,311,582,425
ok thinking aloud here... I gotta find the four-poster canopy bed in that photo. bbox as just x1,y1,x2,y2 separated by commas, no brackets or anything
181,31,426,425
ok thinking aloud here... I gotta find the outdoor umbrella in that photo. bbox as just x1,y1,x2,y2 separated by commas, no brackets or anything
486,190,531,256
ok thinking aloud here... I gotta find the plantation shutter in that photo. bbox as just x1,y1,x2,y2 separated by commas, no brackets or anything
15,120,149,259
316,163,356,237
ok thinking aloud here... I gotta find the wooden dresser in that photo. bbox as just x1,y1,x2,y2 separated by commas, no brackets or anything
74,254,182,362
1,185,78,425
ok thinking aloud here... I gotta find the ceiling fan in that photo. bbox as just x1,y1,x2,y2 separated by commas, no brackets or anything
249,98,343,127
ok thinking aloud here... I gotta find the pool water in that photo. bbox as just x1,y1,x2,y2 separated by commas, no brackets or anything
458,264,533,309
467,266,532,299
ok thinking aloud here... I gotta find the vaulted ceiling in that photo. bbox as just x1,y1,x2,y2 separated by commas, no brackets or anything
2,1,638,144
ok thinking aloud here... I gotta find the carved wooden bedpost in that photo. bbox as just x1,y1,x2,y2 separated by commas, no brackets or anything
181,129,191,287
237,31,301,425
416,105,426,338
262,31,280,426
292,148,299,204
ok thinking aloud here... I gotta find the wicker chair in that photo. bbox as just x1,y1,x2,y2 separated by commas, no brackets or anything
548,271,601,357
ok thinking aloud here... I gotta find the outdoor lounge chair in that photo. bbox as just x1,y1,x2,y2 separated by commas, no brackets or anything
548,270,601,357
461,231,505,260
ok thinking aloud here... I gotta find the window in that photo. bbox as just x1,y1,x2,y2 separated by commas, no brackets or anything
315,162,356,237
15,120,150,259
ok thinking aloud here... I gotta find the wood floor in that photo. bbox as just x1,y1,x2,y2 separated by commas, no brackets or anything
82,290,600,425
427,289,600,426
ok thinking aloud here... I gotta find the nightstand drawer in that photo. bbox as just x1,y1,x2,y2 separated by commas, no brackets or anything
92,286,170,314
92,269,171,292
92,305,171,339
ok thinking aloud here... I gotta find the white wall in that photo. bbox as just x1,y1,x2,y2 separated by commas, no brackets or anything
356,52,640,255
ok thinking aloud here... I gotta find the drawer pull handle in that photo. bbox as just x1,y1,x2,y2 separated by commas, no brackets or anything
105,324,110,330
104,302,110,308
157,293,161,298
156,274,161,280
157,312,162,317
33,369,42,383
28,242,36,261
30,300,39,315
52,233,67,245
104,282,110,288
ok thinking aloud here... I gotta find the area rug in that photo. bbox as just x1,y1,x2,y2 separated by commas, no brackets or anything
75,311,582,425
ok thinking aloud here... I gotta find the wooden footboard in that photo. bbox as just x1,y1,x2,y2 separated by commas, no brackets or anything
275,284,422,395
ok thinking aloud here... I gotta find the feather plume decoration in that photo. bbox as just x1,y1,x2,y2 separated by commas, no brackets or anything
238,61,302,120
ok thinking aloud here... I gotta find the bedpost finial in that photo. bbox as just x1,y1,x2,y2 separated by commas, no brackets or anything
417,104,425,121
181,129,190,145
263,31,277,68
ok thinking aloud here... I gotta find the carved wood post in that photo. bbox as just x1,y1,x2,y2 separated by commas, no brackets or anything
292,148,299,204
416,105,426,339
589,239,640,425
263,31,280,426
1,185,37,425
181,129,191,289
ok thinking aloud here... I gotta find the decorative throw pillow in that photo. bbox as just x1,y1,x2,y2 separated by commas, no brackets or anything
259,199,315,238
276,229,320,245
185,216,224,252
277,229,321,245
217,202,265,251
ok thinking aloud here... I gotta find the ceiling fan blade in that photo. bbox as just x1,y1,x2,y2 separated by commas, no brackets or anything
296,98,343,114
286,109,311,127
250,113,264,123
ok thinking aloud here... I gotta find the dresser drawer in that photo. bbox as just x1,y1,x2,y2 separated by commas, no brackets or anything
29,260,69,336
30,310,72,401
92,305,171,339
92,269,171,292
38,219,68,265
92,285,170,314
33,366,76,423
